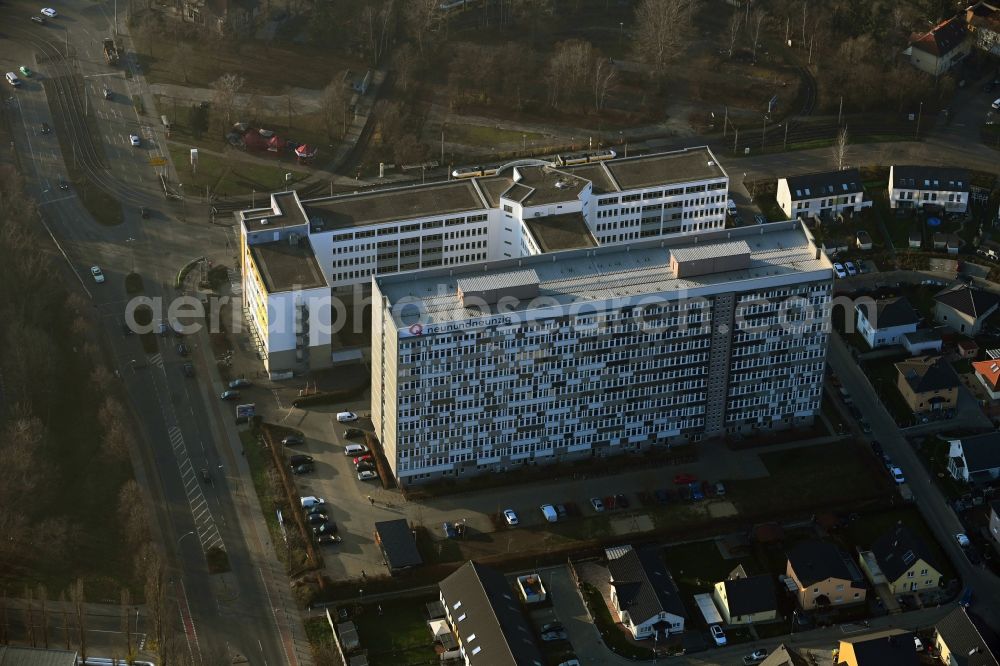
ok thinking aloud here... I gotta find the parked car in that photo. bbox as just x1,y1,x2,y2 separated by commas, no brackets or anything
229,378,252,389
353,454,373,466
540,622,564,634
833,262,847,279
955,533,971,548
103,87,112,99
344,427,363,439
140,206,149,219
690,481,705,501
305,513,329,525
442,522,458,539
590,497,605,512
336,411,358,423
541,630,568,642
304,503,326,516
743,649,768,664
555,504,568,519
503,509,519,526
654,488,671,505
673,473,697,485
300,496,325,508
19,66,33,77
715,481,726,496
220,390,240,401
891,467,905,484
313,523,337,536
614,493,629,509
129,133,140,147
914,637,924,652
993,98,1000,111
41,7,58,17
90,265,105,283
31,15,47,24
710,624,727,646
316,533,341,545
291,463,314,475
344,444,368,456
289,454,313,466
845,261,858,276
182,362,194,378
40,122,51,134
357,470,378,481
355,461,376,473
281,435,304,446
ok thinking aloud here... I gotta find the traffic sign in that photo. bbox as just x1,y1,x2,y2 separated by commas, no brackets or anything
148,157,166,166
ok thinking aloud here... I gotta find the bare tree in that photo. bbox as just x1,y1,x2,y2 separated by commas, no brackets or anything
391,43,418,93
140,544,167,662
546,40,594,110
210,73,246,127
593,58,616,113
403,0,438,54
833,126,849,171
801,0,808,48
24,586,34,647
363,0,397,66
632,0,694,77
320,77,349,141
727,10,743,58
59,591,70,649
37,584,48,648
0,591,7,645
751,9,766,63
118,480,150,551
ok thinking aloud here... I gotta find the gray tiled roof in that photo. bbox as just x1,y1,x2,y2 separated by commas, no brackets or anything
438,561,544,666
720,575,777,617
935,284,1000,319
934,607,999,666
843,631,918,666
958,432,1000,475
787,541,863,587
857,297,921,329
896,356,960,394
784,168,864,200
607,545,686,624
892,165,970,192
374,519,422,570
0,646,78,666
869,524,940,583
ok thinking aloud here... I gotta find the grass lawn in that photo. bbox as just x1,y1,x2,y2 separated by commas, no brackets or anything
727,440,891,517
663,540,757,594
446,123,546,148
915,437,969,502
352,597,439,666
168,144,309,199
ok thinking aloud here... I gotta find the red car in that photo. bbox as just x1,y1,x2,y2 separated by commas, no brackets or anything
353,454,373,466
673,473,697,485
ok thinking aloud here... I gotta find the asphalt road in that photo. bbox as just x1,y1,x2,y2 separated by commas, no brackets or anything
827,333,1000,630
1,1,305,664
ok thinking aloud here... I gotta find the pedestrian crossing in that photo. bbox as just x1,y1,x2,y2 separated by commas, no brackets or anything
169,426,224,553
150,352,164,369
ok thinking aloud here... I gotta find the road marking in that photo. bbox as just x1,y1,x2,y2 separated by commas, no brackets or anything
165,425,224,552
38,194,78,206
151,353,164,369
175,579,202,666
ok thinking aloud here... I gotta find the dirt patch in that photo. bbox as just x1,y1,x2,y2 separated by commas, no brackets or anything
609,514,654,536
707,501,739,519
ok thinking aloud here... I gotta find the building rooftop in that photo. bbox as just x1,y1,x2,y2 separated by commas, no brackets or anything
902,328,942,345
240,190,311,232
438,561,545,666
760,644,810,666
606,545,686,623
787,541,864,588
249,238,327,293
935,284,1000,319
892,165,970,192
0,646,79,666
910,16,968,56
604,146,726,190
504,165,589,206
303,180,487,229
869,524,940,583
973,360,1000,389
934,606,999,666
857,297,921,329
374,519,422,571
377,221,831,328
718,574,777,617
895,355,960,394
564,162,619,194
783,168,864,200
840,630,918,666
955,432,1000,476
524,212,597,252
477,175,515,207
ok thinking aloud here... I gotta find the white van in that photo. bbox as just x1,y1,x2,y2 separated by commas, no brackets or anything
6,72,22,87
336,411,358,423
540,504,558,523
344,444,367,456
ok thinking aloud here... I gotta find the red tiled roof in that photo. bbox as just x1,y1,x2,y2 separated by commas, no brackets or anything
910,17,968,56
973,360,1000,389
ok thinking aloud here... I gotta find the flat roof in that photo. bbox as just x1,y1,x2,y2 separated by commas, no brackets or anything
524,212,597,252
249,239,327,292
478,175,514,207
505,165,589,206
604,146,726,190
240,191,310,232
302,180,487,229
378,221,829,327
564,163,618,194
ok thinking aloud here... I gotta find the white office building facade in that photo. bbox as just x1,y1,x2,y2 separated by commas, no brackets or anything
372,222,833,485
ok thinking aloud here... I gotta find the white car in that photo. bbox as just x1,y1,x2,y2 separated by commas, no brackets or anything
357,470,378,481
833,262,847,279
914,637,924,652
891,467,905,484
993,98,1000,110
90,265,105,283
129,133,140,147
710,624,727,646
503,508,518,526
590,497,605,512
955,533,971,548
41,7,57,17
845,261,858,276
336,411,358,423
300,495,326,508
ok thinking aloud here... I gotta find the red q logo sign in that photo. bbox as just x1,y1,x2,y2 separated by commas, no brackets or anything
408,323,423,336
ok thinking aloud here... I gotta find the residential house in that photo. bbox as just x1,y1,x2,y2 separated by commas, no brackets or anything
785,541,867,610
895,355,960,414
776,169,869,221
902,329,944,356
934,605,1000,666
855,297,921,349
989,500,1000,546
177,0,259,36
966,1,1000,56
712,564,778,625
760,644,810,666
905,16,971,76
958,338,980,359
837,629,918,666
934,284,1000,335
973,360,1000,399
867,524,943,594
856,230,873,250
889,165,971,212
948,432,1000,484
606,545,686,640
438,561,545,666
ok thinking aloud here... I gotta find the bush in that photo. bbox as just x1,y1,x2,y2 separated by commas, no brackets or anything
291,382,368,408
124,272,144,294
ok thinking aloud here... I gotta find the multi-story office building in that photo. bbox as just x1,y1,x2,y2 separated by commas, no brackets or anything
372,221,834,486
238,147,730,373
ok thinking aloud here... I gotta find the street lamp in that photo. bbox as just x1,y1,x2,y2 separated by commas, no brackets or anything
125,236,136,273
178,530,195,545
